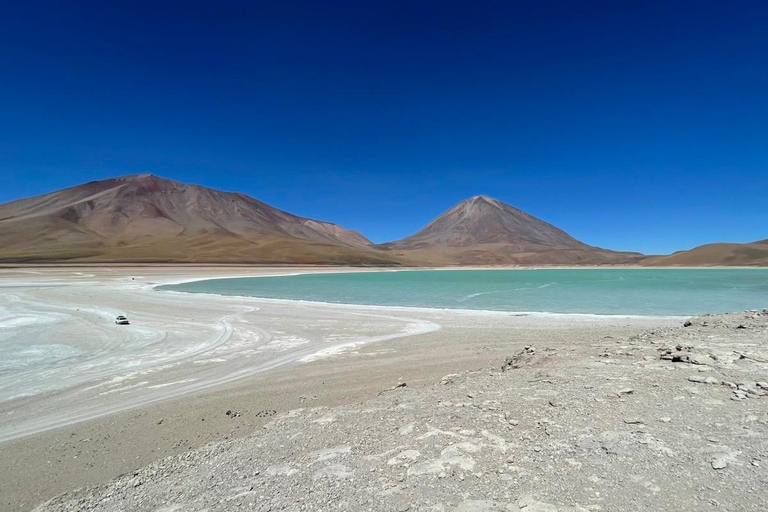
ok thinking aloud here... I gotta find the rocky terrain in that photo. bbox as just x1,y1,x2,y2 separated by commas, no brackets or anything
37,310,768,512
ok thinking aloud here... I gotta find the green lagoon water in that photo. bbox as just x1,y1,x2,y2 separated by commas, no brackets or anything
161,269,768,316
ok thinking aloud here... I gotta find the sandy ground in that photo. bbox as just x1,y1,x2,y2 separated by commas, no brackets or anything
0,266,680,511
37,311,768,512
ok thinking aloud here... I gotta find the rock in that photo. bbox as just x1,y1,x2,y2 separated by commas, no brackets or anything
683,320,692,327
660,345,717,366
687,375,720,385
518,496,588,511
712,456,728,470
616,388,634,396
440,374,460,385
732,390,748,400
737,383,765,396
623,418,643,425
453,501,498,512
502,347,536,371
380,382,408,395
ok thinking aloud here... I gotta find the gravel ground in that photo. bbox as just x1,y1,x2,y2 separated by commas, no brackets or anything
36,310,768,512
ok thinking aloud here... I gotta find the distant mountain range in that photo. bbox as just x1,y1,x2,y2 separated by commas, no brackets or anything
0,175,763,266
643,239,768,267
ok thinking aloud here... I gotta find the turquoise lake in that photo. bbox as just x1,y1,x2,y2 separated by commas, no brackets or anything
160,269,768,316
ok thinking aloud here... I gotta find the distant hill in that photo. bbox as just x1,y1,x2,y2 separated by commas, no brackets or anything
0,174,400,265
642,240,768,267
380,195,643,265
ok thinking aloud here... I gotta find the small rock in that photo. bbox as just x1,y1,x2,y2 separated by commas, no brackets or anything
440,374,460,385
688,375,720,385
502,346,536,371
711,456,728,470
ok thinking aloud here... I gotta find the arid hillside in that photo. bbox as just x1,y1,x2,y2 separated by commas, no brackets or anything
642,241,768,267
381,195,643,265
0,174,400,265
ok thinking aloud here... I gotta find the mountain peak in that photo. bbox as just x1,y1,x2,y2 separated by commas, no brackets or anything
383,196,641,264
116,173,158,181
386,195,588,251
464,195,500,206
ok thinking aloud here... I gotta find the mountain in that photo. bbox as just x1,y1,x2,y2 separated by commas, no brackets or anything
642,240,768,267
0,174,400,264
380,195,643,265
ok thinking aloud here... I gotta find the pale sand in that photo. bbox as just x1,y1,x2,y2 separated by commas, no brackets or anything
0,267,679,510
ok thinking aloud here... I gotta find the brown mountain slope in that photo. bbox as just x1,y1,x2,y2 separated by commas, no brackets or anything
642,241,768,267
380,195,643,265
0,175,400,265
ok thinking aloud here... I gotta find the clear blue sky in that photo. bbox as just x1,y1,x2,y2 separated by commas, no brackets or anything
1,1,766,254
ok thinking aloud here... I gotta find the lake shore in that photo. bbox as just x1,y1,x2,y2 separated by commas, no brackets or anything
0,266,698,510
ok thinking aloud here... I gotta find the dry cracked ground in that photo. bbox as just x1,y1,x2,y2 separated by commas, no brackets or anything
37,311,768,512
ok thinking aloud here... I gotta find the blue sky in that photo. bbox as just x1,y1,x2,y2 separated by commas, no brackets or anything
1,1,766,254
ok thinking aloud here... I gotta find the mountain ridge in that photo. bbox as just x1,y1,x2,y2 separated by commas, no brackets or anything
3,175,760,266
0,174,400,265
642,241,768,267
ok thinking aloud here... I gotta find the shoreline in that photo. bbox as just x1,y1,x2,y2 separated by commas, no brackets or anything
2,262,767,269
157,287,689,321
